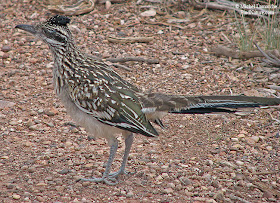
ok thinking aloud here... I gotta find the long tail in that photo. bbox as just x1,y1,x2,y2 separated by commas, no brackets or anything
140,93,280,114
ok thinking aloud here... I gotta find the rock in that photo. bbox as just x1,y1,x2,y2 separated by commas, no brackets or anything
266,146,273,151
28,167,36,173
36,196,45,202
179,176,191,186
6,184,15,189
55,186,64,192
0,100,15,109
140,9,156,17
58,168,71,175
162,187,174,194
84,163,94,168
65,141,72,147
12,194,21,200
263,191,273,198
214,191,224,201
206,160,214,166
155,175,163,181
126,191,133,197
36,182,47,187
237,133,245,138
1,45,11,52
231,138,239,142
181,73,193,79
161,173,169,178
167,182,176,189
211,180,220,188
249,136,260,143
236,161,244,166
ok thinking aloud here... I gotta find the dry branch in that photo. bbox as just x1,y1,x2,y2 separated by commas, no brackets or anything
48,0,96,16
190,0,279,18
244,174,280,198
144,20,187,29
255,43,280,67
107,37,154,43
211,45,279,59
106,57,159,64
111,63,132,71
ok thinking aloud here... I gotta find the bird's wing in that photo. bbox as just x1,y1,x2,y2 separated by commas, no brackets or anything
68,79,158,137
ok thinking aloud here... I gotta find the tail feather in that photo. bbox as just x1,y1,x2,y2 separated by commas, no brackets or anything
140,93,280,114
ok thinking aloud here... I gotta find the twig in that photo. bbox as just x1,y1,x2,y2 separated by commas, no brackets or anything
98,0,126,3
111,63,132,71
190,0,278,18
221,32,232,44
268,112,280,124
255,43,280,67
211,45,279,59
244,175,280,197
107,37,153,43
229,194,251,203
252,171,279,175
48,0,96,16
144,20,187,29
106,57,159,64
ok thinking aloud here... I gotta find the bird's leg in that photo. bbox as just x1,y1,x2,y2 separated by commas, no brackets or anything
109,133,134,178
79,139,119,185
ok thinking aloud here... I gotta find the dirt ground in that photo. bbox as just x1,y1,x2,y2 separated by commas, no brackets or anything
0,1,280,202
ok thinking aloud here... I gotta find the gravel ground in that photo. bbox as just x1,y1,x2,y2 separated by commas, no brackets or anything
1,1,280,202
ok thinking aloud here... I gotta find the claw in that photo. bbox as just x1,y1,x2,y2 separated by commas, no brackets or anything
109,169,136,178
78,177,118,186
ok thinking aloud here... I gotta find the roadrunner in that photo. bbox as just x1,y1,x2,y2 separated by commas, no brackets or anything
16,15,280,185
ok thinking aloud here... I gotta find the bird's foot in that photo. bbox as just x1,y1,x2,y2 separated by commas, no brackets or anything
109,169,135,178
78,176,118,186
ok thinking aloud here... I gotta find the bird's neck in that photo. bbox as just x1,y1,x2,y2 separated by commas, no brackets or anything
50,42,85,65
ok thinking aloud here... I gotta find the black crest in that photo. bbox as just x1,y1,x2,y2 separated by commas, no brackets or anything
48,15,71,26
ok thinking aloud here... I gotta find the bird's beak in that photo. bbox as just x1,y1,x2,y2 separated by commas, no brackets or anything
15,24,36,35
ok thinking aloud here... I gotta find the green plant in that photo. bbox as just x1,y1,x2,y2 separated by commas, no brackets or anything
234,1,280,51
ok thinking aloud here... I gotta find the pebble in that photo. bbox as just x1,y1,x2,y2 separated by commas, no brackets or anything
206,160,214,166
65,141,72,147
237,133,245,138
167,182,176,189
214,191,224,201
27,166,36,173
181,73,193,79
12,194,21,200
126,191,133,197
155,175,163,181
266,146,273,151
140,9,156,17
58,168,71,174
36,196,45,202
162,187,173,194
36,182,47,187
247,136,260,144
236,161,244,166
84,163,94,168
0,100,15,109
29,125,38,131
55,186,64,192
44,108,58,116
1,156,9,159
161,173,169,178
231,138,239,142
179,176,191,186
1,45,11,52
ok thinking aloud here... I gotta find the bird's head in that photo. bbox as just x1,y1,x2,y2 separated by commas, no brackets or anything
16,15,72,48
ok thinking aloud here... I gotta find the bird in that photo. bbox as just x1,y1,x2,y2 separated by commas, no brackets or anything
16,15,280,185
